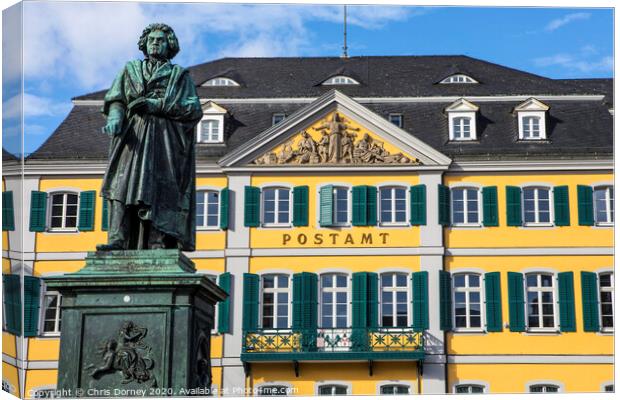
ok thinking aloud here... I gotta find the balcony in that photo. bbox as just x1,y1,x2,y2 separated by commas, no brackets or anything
240,327,424,362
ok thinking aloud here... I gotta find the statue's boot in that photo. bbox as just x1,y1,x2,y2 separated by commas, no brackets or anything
147,226,167,250
96,200,129,251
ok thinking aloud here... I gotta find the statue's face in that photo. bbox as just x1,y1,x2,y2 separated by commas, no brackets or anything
147,30,168,59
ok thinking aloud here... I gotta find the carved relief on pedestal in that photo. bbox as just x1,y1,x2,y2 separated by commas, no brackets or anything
253,112,420,166
85,321,157,387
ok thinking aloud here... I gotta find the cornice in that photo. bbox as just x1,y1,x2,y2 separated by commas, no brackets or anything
450,158,613,172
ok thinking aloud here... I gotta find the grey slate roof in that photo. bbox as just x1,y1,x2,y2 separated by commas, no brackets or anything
31,56,612,162
556,78,613,108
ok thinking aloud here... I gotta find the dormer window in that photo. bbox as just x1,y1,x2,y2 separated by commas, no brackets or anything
272,113,286,126
203,77,240,87
445,98,479,141
197,101,227,144
322,75,359,85
440,74,478,84
389,113,403,128
515,98,549,140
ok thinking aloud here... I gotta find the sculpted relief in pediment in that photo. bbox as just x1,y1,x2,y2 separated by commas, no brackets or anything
253,112,421,166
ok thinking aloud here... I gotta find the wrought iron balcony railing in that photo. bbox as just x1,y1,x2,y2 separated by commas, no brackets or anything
241,327,424,362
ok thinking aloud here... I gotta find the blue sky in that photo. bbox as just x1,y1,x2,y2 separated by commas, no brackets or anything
1,1,614,157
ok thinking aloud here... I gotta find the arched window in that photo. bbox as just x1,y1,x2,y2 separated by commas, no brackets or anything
318,384,348,395
203,77,240,87
380,273,409,327
526,273,556,330
529,384,560,393
49,192,79,230
380,384,410,395
523,187,551,225
322,76,359,85
320,274,348,328
261,274,290,329
379,186,407,225
594,186,614,224
196,190,220,228
453,273,482,330
262,187,291,226
455,384,485,394
440,74,478,84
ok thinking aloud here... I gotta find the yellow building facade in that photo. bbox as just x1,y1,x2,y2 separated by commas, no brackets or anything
2,56,614,397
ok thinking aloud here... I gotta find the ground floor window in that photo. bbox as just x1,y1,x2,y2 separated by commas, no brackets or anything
604,384,614,392
529,384,559,393
455,384,484,394
380,384,410,395
318,385,348,395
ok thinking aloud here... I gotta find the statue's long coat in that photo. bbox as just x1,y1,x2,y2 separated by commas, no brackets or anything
101,60,202,251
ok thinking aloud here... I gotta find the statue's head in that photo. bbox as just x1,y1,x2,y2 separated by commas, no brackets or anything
138,23,180,60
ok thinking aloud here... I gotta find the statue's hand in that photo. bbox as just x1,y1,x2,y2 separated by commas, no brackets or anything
102,118,123,136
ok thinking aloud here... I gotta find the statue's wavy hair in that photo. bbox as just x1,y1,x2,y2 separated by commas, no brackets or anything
138,23,180,60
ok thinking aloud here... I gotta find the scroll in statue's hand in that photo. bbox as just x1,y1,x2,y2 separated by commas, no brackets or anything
128,97,163,115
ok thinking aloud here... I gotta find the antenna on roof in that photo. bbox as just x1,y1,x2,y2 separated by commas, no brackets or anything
341,5,349,58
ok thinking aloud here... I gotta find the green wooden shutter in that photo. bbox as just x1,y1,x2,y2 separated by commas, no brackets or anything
506,186,522,227
219,188,230,230
23,276,41,337
292,186,309,227
351,272,368,351
78,190,96,231
29,191,47,232
292,274,303,330
303,273,318,330
577,185,594,226
352,186,368,226
242,273,259,331
484,272,503,332
2,274,21,335
2,191,15,231
101,199,109,231
319,185,334,227
580,271,600,332
439,271,452,331
482,186,499,227
558,272,576,332
438,184,450,226
507,272,525,332
367,272,378,327
217,273,231,334
410,185,426,226
366,186,377,226
412,271,429,331
244,186,260,227
553,186,570,226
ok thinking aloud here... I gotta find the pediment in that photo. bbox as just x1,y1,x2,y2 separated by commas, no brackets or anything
514,97,549,112
219,90,452,168
445,98,479,112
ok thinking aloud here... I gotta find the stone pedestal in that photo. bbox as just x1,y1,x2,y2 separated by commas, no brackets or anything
45,250,227,397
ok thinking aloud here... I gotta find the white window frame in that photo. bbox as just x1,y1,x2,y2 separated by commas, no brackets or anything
379,383,411,395
452,273,484,332
594,186,614,226
47,191,80,232
40,289,62,337
379,272,411,328
204,274,219,334
198,117,224,143
322,75,359,85
259,274,291,330
454,384,486,394
598,271,614,332
440,74,478,84
515,98,548,140
317,384,349,395
319,273,350,329
451,115,474,141
261,187,292,227
525,272,558,332
203,77,240,87
451,187,481,226
522,186,553,226
379,186,409,226
528,383,562,393
452,380,489,394
196,190,220,230
446,99,479,141
331,186,351,227
388,113,403,128
272,113,286,126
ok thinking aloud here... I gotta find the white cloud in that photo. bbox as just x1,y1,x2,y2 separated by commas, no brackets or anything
23,3,418,89
545,12,590,32
3,93,72,119
2,4,22,83
534,53,612,73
